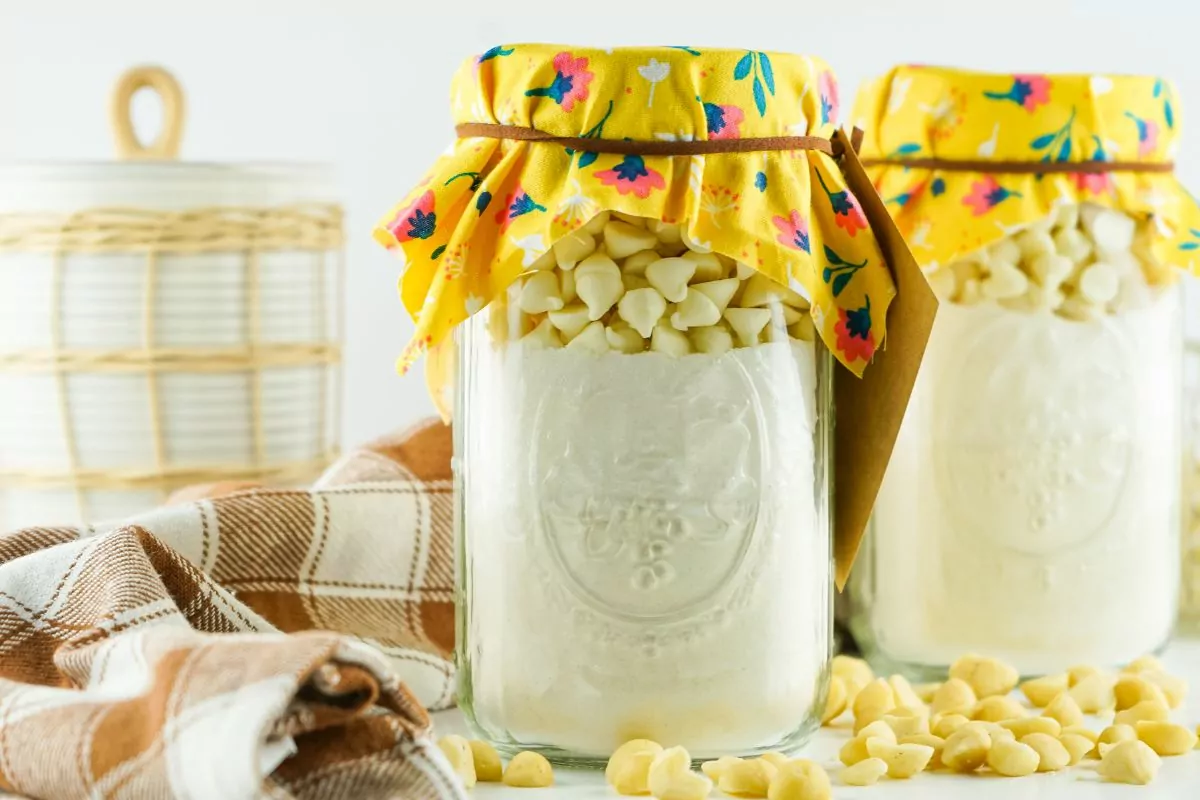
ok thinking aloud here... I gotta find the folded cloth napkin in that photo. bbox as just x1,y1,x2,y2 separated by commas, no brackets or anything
0,420,464,800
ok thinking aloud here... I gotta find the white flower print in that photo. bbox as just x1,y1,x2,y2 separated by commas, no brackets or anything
556,179,598,228
510,233,547,267
977,123,1000,158
887,76,912,114
637,58,670,108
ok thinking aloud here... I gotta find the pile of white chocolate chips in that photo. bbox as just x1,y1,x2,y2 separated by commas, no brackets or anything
490,212,813,353
437,652,1198,796
926,203,1171,315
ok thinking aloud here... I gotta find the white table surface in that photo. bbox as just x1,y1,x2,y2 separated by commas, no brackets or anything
433,638,1200,799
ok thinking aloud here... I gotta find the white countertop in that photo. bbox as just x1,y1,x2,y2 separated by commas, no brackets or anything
433,638,1200,799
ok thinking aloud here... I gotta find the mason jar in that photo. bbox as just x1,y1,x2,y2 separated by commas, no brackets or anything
456,242,833,759
1180,281,1200,633
374,44,909,762
849,65,1199,676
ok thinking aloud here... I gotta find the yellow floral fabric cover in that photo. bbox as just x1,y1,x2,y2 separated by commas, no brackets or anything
853,65,1200,271
374,44,897,378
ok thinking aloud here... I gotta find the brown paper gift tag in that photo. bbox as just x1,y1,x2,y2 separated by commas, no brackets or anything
830,128,939,590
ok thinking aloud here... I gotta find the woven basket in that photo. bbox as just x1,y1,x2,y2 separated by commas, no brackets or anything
0,66,343,528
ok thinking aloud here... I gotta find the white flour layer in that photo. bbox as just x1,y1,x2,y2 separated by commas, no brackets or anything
460,334,828,757
866,289,1181,674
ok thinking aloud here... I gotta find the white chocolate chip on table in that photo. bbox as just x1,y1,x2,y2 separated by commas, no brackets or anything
442,650,1199,793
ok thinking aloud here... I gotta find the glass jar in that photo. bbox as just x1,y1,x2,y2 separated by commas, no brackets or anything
1180,278,1200,632
374,44,908,762
456,244,833,760
848,66,1200,676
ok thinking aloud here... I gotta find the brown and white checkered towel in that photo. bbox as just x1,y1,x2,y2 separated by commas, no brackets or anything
0,420,464,800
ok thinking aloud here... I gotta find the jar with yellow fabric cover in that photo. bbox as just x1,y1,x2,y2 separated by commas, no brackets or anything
849,66,1200,676
374,45,912,761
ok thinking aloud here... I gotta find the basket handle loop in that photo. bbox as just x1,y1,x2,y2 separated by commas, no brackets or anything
109,66,186,160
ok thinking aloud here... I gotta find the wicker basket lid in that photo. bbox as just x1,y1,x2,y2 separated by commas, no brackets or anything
0,66,335,211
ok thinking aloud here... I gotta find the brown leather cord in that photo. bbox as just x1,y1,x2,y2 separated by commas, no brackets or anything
859,157,1176,174
456,122,862,157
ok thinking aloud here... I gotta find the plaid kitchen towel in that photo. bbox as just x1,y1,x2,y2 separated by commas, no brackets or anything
0,420,463,800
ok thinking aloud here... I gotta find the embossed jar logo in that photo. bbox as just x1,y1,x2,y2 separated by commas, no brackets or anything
934,311,1134,555
533,355,765,621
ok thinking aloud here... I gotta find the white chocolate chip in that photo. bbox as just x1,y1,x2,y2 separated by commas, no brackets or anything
559,267,577,303
522,317,563,349
469,740,503,782
1053,227,1093,264
518,271,565,314
548,304,593,340
648,746,691,797
581,211,610,236
437,735,477,788
1098,740,1161,785
788,316,816,342
986,739,1040,777
689,325,734,355
650,220,682,244
623,272,652,292
529,248,558,271
1029,253,1074,288
575,252,625,320
606,740,663,795
1079,262,1120,304
681,228,712,253
606,322,646,354
670,288,722,331
553,230,596,270
645,257,697,303
651,322,691,357
1016,228,1056,261
691,279,740,313
618,287,668,338
927,267,957,300
839,758,888,787
1082,206,1137,256
565,320,610,354
684,251,726,283
981,262,1029,300
738,272,808,309
623,249,659,276
723,307,771,348
604,219,658,259
1053,203,1080,230
611,211,645,227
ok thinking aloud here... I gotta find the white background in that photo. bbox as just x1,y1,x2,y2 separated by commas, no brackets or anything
1,0,1197,446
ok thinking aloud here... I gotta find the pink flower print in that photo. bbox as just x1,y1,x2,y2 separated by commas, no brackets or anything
704,102,744,140
1125,111,1160,157
525,51,594,112
494,185,547,229
1073,171,1114,196
963,176,1021,216
984,75,1052,112
595,155,667,199
773,211,811,253
835,299,876,364
1142,119,1159,156
815,170,868,237
818,71,839,125
386,190,437,243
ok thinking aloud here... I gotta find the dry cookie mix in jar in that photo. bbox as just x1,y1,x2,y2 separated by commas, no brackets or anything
374,45,932,762
849,66,1200,676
